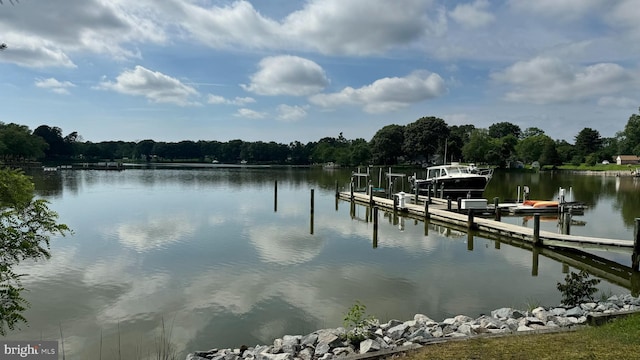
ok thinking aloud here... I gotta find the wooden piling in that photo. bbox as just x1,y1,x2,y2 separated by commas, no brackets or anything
439,183,444,198
633,218,640,270
533,213,541,246
467,209,475,229
274,180,278,212
457,198,462,212
427,183,432,204
414,182,419,204
494,197,501,221
310,189,315,235
373,207,379,248
369,185,374,205
447,197,452,211
424,198,430,220
350,181,354,201
564,210,572,235
335,180,339,197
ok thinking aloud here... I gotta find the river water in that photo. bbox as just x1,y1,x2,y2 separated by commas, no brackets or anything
5,166,640,359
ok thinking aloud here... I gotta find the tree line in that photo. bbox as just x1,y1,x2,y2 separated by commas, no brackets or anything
2,108,639,167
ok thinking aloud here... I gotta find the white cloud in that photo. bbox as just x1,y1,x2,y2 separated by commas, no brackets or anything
165,0,443,56
207,94,255,105
235,108,267,119
449,0,495,29
0,0,167,68
309,70,446,113
277,104,308,122
98,65,200,106
241,55,329,96
491,57,637,104
508,0,606,20
607,0,640,38
35,77,76,94
597,96,638,108
281,0,444,55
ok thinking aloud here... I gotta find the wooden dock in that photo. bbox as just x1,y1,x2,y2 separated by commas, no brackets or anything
338,190,640,260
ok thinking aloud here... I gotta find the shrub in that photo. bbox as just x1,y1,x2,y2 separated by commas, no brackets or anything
556,270,600,306
342,301,375,343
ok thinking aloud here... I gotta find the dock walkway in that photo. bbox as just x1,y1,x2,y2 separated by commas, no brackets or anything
338,191,639,256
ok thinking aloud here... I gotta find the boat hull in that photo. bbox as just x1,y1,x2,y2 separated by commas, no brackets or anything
414,177,489,199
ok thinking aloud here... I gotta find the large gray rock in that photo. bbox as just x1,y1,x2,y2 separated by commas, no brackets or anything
387,323,408,339
256,353,293,360
301,333,318,347
359,339,381,354
565,306,584,317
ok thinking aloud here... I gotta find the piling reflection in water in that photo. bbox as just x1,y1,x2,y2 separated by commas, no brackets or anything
341,200,640,297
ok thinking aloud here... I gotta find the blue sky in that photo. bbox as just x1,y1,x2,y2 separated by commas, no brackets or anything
1,0,639,144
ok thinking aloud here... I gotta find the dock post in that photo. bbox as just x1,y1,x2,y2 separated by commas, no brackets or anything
369,185,374,205
310,189,315,235
414,182,419,204
533,213,541,246
467,209,475,230
424,198,430,220
633,218,640,271
564,209,572,235
373,207,379,248
274,180,278,212
440,183,444,198
467,232,474,251
493,197,501,221
457,197,462,212
310,189,315,214
335,180,339,197
393,193,398,212
427,183,432,204
447,197,452,210
350,181,354,201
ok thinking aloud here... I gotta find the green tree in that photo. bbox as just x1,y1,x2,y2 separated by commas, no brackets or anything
488,122,521,139
349,138,371,166
555,139,575,164
539,139,561,167
620,108,640,155
522,127,545,138
516,134,554,164
0,168,70,335
135,139,156,161
447,124,475,163
0,123,47,161
462,129,494,163
403,117,449,164
574,128,602,160
369,124,405,165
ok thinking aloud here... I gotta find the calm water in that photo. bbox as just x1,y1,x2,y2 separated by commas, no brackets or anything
5,167,639,359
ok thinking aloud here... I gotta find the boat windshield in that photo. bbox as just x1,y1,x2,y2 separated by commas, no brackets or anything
447,166,472,175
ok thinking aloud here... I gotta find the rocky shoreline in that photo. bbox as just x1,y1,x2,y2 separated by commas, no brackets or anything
186,294,640,360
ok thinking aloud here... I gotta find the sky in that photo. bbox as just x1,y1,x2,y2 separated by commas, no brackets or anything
1,0,639,144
